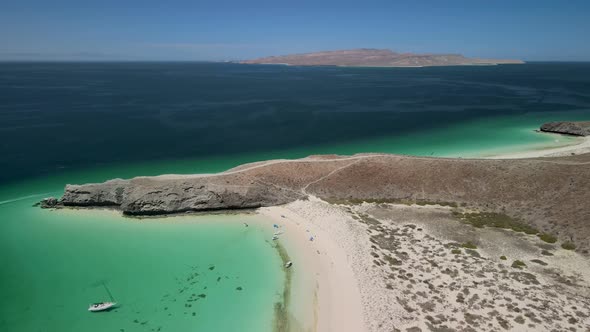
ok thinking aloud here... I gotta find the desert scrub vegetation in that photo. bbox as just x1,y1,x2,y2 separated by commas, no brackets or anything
451,249,462,255
500,255,507,260
530,259,548,266
325,197,458,207
511,260,527,269
325,198,403,205
412,200,458,208
452,211,538,234
538,233,557,243
460,242,478,249
355,213,381,226
561,241,576,250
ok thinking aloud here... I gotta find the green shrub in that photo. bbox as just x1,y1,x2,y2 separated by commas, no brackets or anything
561,241,576,250
500,255,507,260
461,242,478,249
538,233,557,243
511,260,526,269
452,211,538,234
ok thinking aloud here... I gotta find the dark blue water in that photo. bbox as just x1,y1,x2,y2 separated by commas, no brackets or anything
1,62,590,185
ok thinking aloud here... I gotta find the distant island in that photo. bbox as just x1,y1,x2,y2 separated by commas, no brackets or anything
240,48,525,67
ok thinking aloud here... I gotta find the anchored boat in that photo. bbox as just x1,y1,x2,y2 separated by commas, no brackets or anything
88,302,116,312
89,281,117,312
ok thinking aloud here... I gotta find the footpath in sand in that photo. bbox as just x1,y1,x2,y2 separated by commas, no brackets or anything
262,198,590,332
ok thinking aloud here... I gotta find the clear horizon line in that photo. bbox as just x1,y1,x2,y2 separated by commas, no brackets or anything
1,59,590,63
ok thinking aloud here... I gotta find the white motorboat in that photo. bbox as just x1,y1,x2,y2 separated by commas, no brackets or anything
284,261,293,268
88,302,117,312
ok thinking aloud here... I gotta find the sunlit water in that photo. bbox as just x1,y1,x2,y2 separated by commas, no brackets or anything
0,201,284,332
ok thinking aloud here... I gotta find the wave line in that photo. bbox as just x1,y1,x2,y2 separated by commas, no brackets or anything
0,192,56,205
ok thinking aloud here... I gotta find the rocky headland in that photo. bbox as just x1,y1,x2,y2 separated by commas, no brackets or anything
240,49,524,67
42,152,590,252
540,121,590,136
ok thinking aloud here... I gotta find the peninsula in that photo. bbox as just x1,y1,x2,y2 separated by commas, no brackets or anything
41,152,590,249
240,48,525,67
40,124,590,331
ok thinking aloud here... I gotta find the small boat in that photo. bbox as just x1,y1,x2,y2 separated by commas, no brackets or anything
274,230,284,236
272,235,279,241
284,261,293,268
88,302,116,312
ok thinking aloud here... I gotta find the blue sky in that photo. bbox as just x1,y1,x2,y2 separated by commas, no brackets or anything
1,0,589,61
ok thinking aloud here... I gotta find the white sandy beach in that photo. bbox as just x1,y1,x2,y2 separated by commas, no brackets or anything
260,197,590,332
258,199,367,332
483,135,590,159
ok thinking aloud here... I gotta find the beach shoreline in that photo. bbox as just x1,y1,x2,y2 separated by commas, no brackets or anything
478,134,590,159
258,198,590,331
258,200,367,332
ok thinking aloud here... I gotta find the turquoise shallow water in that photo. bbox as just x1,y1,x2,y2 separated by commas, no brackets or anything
1,109,587,205
0,200,284,332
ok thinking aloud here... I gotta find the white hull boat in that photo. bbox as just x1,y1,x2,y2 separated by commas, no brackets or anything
88,302,117,312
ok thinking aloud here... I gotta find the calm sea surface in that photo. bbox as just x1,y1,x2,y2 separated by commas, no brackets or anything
1,62,590,185
1,62,589,331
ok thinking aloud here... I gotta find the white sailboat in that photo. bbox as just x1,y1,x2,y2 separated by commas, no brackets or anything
88,302,117,312
88,281,117,312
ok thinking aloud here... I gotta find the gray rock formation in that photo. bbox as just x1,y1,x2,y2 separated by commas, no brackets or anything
40,197,59,208
56,175,304,215
540,121,590,136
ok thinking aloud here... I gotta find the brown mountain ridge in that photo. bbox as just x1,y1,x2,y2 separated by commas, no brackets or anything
240,48,524,67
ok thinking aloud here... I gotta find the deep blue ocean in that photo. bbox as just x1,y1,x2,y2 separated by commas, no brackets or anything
1,62,590,185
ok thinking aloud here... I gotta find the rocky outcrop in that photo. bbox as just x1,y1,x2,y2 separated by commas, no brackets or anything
540,121,590,136
52,174,305,215
40,197,59,208
61,179,128,207
240,49,525,67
